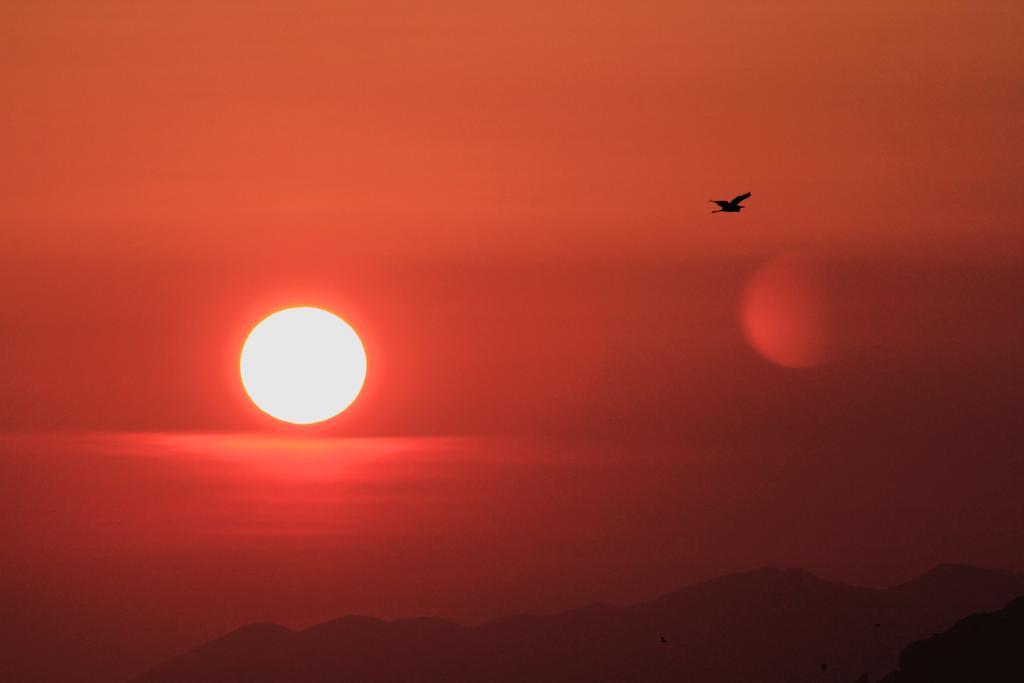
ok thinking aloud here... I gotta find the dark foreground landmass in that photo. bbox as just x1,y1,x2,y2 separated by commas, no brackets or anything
133,564,1024,683
879,594,1024,683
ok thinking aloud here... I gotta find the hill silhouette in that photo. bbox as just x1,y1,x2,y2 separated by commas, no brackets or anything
878,594,1024,682
132,564,1024,683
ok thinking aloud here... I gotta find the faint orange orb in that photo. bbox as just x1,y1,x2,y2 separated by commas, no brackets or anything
740,254,831,369
240,307,367,424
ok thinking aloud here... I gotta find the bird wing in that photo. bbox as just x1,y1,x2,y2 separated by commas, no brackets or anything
711,200,731,208
729,192,751,206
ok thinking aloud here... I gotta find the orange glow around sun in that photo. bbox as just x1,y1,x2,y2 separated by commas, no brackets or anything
240,307,367,424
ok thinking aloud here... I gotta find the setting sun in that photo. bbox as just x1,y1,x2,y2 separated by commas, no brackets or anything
239,307,367,425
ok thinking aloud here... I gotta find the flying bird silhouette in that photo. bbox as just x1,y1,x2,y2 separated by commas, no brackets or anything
660,635,668,643
709,192,751,213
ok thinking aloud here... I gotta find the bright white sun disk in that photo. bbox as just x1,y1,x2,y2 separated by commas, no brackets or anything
240,307,367,424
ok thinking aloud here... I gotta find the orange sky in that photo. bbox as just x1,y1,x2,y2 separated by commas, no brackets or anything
2,0,1022,432
3,1,1022,265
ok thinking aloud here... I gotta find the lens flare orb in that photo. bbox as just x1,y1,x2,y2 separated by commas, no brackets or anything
740,254,831,369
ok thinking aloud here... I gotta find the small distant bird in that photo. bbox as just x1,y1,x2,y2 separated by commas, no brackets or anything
709,192,751,213
660,635,668,643
821,663,828,672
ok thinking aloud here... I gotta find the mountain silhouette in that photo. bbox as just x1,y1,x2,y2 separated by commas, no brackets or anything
132,565,1024,683
877,595,1024,682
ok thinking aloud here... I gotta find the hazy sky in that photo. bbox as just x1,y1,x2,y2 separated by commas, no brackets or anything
2,0,1022,431
1,1,1022,679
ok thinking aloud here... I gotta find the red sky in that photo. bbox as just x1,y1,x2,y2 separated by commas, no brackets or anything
1,1,1023,679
